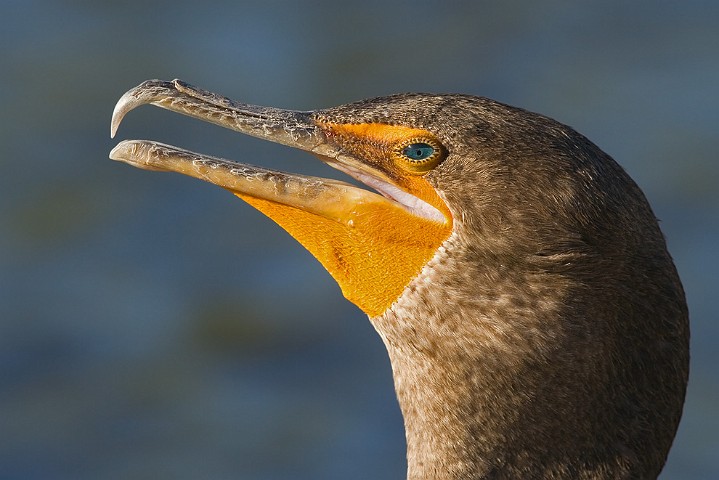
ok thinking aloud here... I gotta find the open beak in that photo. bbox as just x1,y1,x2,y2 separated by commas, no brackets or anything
110,79,401,226
110,79,451,317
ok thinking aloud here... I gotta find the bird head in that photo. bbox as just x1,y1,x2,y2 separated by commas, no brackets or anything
111,81,464,318
110,80,688,478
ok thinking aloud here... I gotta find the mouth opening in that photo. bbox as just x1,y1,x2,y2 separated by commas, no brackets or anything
324,159,446,223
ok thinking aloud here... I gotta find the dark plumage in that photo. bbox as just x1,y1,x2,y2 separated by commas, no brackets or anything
335,95,689,478
111,81,689,479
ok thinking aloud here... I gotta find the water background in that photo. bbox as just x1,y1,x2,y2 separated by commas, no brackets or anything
1,1,717,479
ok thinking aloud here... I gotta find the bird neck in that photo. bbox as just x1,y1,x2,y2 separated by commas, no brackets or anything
379,325,562,480
370,238,536,479
378,309,614,480
387,347,500,480
370,231,684,480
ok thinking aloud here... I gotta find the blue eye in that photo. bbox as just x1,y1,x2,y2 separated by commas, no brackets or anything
396,139,444,174
402,143,435,161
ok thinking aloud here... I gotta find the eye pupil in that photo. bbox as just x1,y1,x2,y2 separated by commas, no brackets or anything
402,143,434,161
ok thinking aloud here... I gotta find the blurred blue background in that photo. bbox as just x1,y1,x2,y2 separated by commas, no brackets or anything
1,1,717,479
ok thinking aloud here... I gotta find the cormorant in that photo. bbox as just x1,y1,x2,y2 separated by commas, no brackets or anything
110,79,688,479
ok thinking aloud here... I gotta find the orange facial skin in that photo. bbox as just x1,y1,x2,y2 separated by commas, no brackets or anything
238,122,453,318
